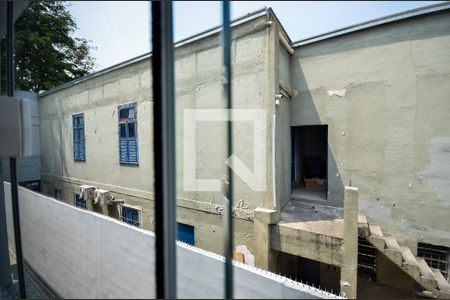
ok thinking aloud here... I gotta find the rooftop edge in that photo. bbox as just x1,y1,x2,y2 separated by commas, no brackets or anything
291,2,450,48
39,7,270,97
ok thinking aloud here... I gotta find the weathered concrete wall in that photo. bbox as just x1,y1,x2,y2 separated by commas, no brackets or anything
4,183,340,299
289,10,450,249
276,40,293,211
38,14,280,255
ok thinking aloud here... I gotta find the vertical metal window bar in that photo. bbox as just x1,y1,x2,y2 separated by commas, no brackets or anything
151,1,177,298
222,1,234,299
418,243,449,279
7,1,27,298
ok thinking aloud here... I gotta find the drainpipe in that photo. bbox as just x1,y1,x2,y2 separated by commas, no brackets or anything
272,94,284,209
272,112,277,209
279,33,294,55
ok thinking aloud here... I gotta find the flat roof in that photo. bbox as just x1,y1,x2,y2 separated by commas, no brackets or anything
291,2,450,48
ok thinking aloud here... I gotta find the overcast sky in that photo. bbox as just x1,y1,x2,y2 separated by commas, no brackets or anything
68,1,443,71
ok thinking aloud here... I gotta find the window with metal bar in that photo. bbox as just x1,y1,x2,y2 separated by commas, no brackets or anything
74,194,86,209
121,206,140,227
118,103,138,165
358,236,377,282
418,242,449,280
73,113,86,161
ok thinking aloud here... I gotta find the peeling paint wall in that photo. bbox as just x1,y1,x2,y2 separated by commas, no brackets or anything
289,10,450,249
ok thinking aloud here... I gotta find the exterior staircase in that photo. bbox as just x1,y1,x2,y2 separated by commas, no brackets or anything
358,213,450,298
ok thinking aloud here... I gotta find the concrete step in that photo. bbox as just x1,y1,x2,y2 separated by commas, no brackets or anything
358,213,369,237
384,236,402,265
367,224,385,249
400,246,417,265
384,236,401,251
363,220,445,298
431,268,450,292
417,257,436,280
433,274,450,299
400,246,421,280
358,213,367,225
417,257,439,293
369,224,383,238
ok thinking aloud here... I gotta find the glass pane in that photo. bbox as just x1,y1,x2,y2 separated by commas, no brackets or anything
119,108,128,119
128,122,136,138
174,2,225,298
128,107,135,119
120,124,127,138
11,2,152,299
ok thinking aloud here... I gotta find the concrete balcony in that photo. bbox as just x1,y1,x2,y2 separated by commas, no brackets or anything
272,201,344,267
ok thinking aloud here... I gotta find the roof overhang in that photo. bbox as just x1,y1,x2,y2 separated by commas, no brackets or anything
291,2,450,48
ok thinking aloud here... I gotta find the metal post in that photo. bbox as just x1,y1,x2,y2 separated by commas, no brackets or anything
151,1,177,298
222,1,234,299
7,1,26,298
0,160,12,289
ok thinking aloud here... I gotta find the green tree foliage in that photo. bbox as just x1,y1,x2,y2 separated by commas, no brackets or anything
1,1,95,93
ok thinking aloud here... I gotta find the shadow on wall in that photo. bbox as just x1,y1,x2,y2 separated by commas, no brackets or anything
289,10,450,215
290,59,344,208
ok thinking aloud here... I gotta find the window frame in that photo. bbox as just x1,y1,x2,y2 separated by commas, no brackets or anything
417,242,449,280
177,222,195,246
118,103,139,165
120,204,141,228
74,193,87,209
54,188,62,200
72,113,86,161
358,236,377,282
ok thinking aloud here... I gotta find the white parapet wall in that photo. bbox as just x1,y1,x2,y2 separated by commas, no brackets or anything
4,183,341,299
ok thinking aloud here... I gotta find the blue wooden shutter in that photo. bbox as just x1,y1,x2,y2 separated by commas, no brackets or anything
73,116,77,160
119,124,128,163
128,106,138,163
177,223,195,246
73,114,85,161
79,116,85,160
118,103,138,164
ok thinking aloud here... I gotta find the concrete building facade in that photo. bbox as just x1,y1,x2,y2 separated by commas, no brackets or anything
38,4,450,298
38,9,286,255
289,4,450,250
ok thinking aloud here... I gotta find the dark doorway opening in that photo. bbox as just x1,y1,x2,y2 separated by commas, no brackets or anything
291,125,328,201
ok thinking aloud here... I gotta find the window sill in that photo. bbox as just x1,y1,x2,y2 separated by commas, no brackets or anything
119,162,139,166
